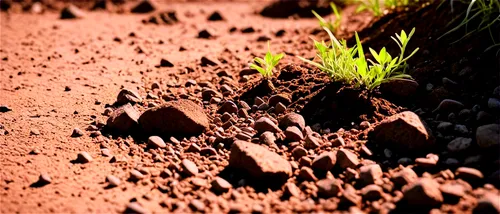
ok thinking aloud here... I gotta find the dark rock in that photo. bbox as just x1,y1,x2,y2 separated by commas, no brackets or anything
268,93,291,107
91,0,108,10
217,101,238,114
106,104,140,134
433,99,465,113
160,58,174,67
0,105,12,112
476,124,500,149
402,178,443,206
241,27,255,33
198,29,214,39
207,11,224,21
71,128,84,138
291,147,307,159
298,167,318,181
336,149,359,169
255,117,281,133
229,140,292,185
116,89,142,105
380,79,419,97
279,113,305,130
76,152,93,163
60,5,85,19
311,152,336,172
211,177,232,193
139,100,209,136
317,178,343,198
371,111,435,151
131,0,155,13
200,56,218,66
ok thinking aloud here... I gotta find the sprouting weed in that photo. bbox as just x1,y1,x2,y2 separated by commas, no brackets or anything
249,41,285,79
312,2,342,33
298,27,419,90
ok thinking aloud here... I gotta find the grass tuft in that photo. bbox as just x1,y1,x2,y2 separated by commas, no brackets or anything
298,27,419,91
312,2,342,33
249,41,285,79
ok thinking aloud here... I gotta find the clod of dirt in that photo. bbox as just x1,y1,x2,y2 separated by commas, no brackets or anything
228,140,292,187
116,89,142,105
106,103,140,134
138,99,209,137
144,11,178,25
60,5,85,19
207,11,224,21
131,0,155,13
0,105,12,113
371,111,435,152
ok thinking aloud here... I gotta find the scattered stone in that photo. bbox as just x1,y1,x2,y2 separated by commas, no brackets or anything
207,11,224,21
439,183,464,200
148,136,166,148
71,128,84,138
372,111,435,151
336,149,359,169
380,79,419,97
131,0,155,13
60,4,85,19
359,164,383,185
241,27,255,33
488,98,500,110
106,103,140,134
259,131,276,146
311,152,336,172
198,29,214,39
181,159,198,177
268,93,291,107
275,102,286,114
76,152,93,163
283,182,300,198
218,101,238,114
285,126,303,141
473,193,500,214
298,167,318,181
447,137,472,153
279,113,305,130
106,175,121,187
476,124,500,149
189,199,205,211
211,177,232,193
433,99,465,113
139,100,209,136
304,134,321,149
317,178,343,198
291,147,307,159
125,202,149,214
187,143,201,153
145,11,178,25
392,167,418,186
38,172,51,185
116,89,142,105
361,184,384,201
129,170,145,181
254,117,281,133
0,105,12,112
402,178,443,206
160,58,174,67
229,140,292,185
30,129,40,136
455,167,483,183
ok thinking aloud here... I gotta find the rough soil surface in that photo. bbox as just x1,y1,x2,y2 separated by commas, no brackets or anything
1,0,499,213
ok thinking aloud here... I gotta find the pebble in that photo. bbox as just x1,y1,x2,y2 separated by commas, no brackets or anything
291,147,307,159
106,175,121,187
283,182,300,198
30,129,40,136
76,152,92,163
101,148,111,157
361,184,384,201
473,193,500,214
189,199,205,211
125,202,149,214
359,164,383,185
392,167,418,186
433,99,465,113
259,131,276,146
304,134,321,149
0,105,12,112
298,167,318,181
455,167,484,182
38,172,51,185
311,152,336,172
254,117,281,133
130,170,145,181
447,137,472,153
211,177,232,193
487,98,500,110
476,124,500,148
275,102,286,114
147,136,166,148
70,128,84,137
181,159,198,177
106,103,140,134
336,149,359,169
279,113,306,130
285,126,303,141
116,88,142,105
316,178,343,198
402,178,443,206
439,183,465,199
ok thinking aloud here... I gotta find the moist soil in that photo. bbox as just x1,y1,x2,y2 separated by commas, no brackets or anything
1,0,499,213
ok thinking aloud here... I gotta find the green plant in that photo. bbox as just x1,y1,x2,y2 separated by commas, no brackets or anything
249,42,285,79
355,0,384,16
312,2,341,33
298,27,419,90
438,0,500,53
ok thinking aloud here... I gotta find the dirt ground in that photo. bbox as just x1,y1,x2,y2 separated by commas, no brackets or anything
1,0,499,213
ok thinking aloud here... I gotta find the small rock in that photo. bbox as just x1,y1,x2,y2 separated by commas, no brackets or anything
76,152,92,163
189,199,205,211
447,137,472,153
279,113,305,130
198,30,214,39
30,129,40,136
317,178,343,198
116,89,142,105
217,101,238,114
0,105,12,112
254,117,281,133
187,143,201,153
372,111,435,151
139,100,209,136
125,202,149,214
473,193,500,214
148,136,166,148
359,164,383,185
403,178,443,206
106,175,121,187
455,167,484,183
131,0,155,13
241,27,255,33
380,79,419,97
439,183,464,200
392,167,418,186
304,134,321,149
311,152,336,172
488,98,500,110
181,159,198,177
361,184,384,201
106,104,140,134
129,170,145,181
433,99,465,113
298,167,318,181
285,126,303,141
336,149,359,169
275,102,286,114
60,4,85,19
259,131,276,146
207,11,224,21
71,128,84,138
476,124,500,149
291,147,307,159
283,182,300,197
268,93,291,107
38,172,51,185
160,58,174,67
211,177,232,193
229,140,292,185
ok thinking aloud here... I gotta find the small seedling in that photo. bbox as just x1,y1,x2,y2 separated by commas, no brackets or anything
312,2,341,33
249,42,285,79
355,0,384,17
299,27,419,90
